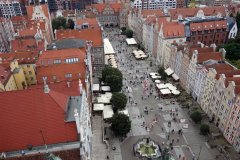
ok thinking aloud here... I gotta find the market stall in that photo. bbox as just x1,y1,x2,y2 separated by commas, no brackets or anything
165,68,174,76
103,105,114,119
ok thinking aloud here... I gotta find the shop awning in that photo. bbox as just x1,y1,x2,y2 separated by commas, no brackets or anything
97,96,110,103
156,84,167,89
126,38,137,45
93,84,99,91
93,104,104,111
103,105,114,119
171,90,180,95
172,73,179,80
118,109,129,116
160,89,171,95
102,86,111,91
165,68,174,76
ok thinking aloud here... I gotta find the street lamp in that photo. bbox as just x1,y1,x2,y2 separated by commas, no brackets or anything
197,146,202,160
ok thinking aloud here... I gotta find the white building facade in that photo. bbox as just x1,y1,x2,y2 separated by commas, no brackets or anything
0,18,14,53
131,0,176,9
0,0,22,18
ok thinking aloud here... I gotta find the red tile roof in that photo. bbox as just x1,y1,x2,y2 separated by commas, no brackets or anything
27,4,49,20
205,63,235,78
11,39,45,52
11,15,28,24
76,18,100,28
92,3,123,14
56,28,103,46
0,65,12,86
198,52,223,63
28,80,84,96
218,70,240,78
234,85,240,94
18,29,38,36
0,88,78,152
36,48,86,84
225,77,240,88
141,9,168,18
190,47,213,56
168,7,226,20
163,23,185,38
25,20,46,30
0,51,38,68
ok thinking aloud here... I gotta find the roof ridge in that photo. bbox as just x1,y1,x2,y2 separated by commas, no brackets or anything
49,90,69,111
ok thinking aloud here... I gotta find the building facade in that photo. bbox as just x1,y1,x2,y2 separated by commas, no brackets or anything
131,0,177,10
0,0,22,18
0,18,14,53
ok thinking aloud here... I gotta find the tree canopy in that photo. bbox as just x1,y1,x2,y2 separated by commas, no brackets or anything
217,43,240,61
121,27,126,31
67,19,75,29
106,75,123,92
158,67,165,75
52,17,67,31
190,112,202,123
109,113,131,135
200,124,210,134
101,66,123,83
125,29,133,38
110,92,127,110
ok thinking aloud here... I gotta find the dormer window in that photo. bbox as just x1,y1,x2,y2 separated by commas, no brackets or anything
192,26,194,30
192,31,196,35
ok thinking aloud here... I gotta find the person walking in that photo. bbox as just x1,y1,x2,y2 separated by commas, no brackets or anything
179,154,181,159
192,154,195,160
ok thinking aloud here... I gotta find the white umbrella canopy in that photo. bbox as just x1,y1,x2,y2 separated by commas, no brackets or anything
171,90,180,95
155,80,161,83
150,73,155,75
152,76,157,79
168,86,177,90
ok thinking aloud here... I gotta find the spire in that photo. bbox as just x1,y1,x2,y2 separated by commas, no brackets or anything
79,79,82,94
43,78,50,93
160,141,175,160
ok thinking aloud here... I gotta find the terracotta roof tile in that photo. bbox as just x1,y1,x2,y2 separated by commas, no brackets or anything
168,6,226,20
11,39,44,52
0,88,78,152
197,52,223,63
205,63,234,79
234,85,240,94
141,9,167,18
11,15,28,24
190,47,213,56
18,29,38,36
36,48,86,84
27,4,49,20
225,77,240,88
56,28,103,46
76,18,100,28
26,21,46,30
163,23,185,38
0,65,12,86
92,3,123,14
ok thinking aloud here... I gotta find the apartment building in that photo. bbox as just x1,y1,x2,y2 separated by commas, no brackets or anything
131,0,177,10
213,0,231,7
55,28,104,76
0,0,22,18
0,18,14,53
11,15,28,32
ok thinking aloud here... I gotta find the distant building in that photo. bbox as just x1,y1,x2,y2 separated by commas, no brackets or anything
0,18,14,53
0,0,22,18
11,15,28,32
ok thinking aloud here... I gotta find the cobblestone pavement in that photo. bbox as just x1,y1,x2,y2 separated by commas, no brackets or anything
96,27,220,160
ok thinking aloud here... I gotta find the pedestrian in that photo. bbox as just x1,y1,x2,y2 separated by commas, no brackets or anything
140,113,142,117
172,139,174,143
145,126,147,130
192,154,195,160
107,155,109,160
138,115,139,119
145,97,146,100
105,145,108,149
171,152,173,156
179,154,181,159
177,136,179,142
162,142,164,145
162,127,164,131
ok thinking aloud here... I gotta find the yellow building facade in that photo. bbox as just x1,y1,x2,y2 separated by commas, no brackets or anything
10,60,27,89
19,63,37,86
163,40,172,69
4,75,18,91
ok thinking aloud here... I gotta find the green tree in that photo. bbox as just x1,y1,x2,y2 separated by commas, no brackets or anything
200,124,210,135
125,29,133,38
158,67,165,75
217,43,240,61
137,44,140,49
101,66,123,83
52,17,67,31
161,72,168,80
109,113,131,135
121,27,126,31
227,59,240,69
230,12,234,18
236,12,240,32
58,26,65,30
67,19,75,29
190,112,202,123
106,75,123,92
110,92,127,110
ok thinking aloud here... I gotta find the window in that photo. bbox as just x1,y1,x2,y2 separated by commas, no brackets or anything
229,134,234,141
65,74,72,78
233,105,237,112
30,77,34,81
217,29,220,32
218,91,222,97
223,116,226,122
192,37,195,40
230,114,234,121
99,60,102,64
210,29,214,33
209,41,211,45
198,36,201,40
79,72,81,76
221,39,223,43
216,100,219,106
198,31,201,34
225,129,229,136
53,59,61,64
215,88,218,93
218,112,222,117
215,106,218,111
99,54,102,58
53,75,56,80
28,71,32,75
210,35,213,38
223,96,227,102
205,36,207,39
215,40,218,44
222,34,225,37
217,34,219,37
237,100,240,104
27,65,30,68
225,109,229,115
48,60,50,65
220,105,224,111
212,96,215,102
205,31,208,34
192,31,196,35
25,77,28,81
235,119,239,126
228,100,232,107
23,71,26,75
41,60,44,66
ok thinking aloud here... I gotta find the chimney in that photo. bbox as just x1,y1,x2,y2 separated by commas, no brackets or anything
18,40,21,48
61,29,63,35
92,26,94,29
79,28,81,32
67,82,70,89
43,78,50,93
1,75,4,79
